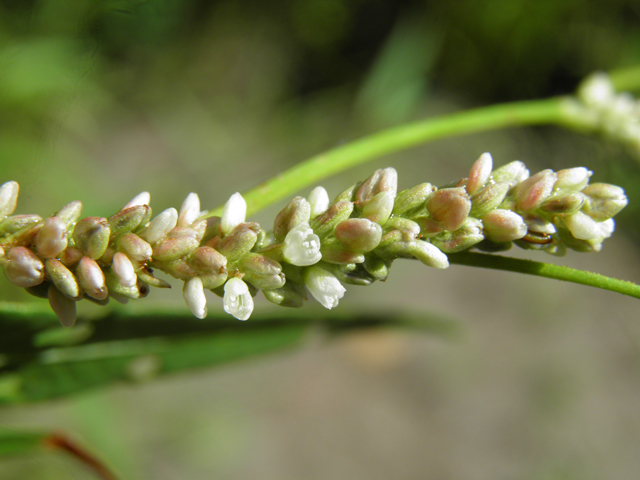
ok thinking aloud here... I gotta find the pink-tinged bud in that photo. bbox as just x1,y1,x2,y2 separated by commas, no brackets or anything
469,182,510,217
112,252,137,287
491,161,529,188
48,284,77,327
319,239,365,264
0,214,42,235
117,233,153,265
514,169,557,212
431,217,484,253
426,187,471,232
414,216,443,236
73,217,111,259
582,183,628,221
562,212,614,240
355,167,398,207
273,196,311,242
482,209,527,242
466,152,493,195
123,192,150,209
335,218,382,252
310,200,354,239
522,214,556,234
5,246,45,287
45,258,80,299
139,208,178,245
216,222,260,262
362,191,394,225
383,217,421,238
178,192,201,227
36,217,68,259
76,256,108,300
0,181,19,217
308,186,330,219
239,253,286,290
183,277,207,319
56,201,83,226
162,258,198,281
540,192,585,214
59,247,83,268
554,167,592,191
188,246,228,275
108,205,151,237
393,183,435,217
152,228,200,262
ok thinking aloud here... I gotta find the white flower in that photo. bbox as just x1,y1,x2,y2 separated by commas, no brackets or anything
221,192,246,235
303,265,346,309
308,186,330,219
563,212,612,240
123,191,151,209
223,277,253,321
112,252,137,287
178,192,201,227
183,277,207,319
283,222,322,266
141,207,178,244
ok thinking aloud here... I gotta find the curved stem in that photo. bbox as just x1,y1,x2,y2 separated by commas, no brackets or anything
204,97,567,218
448,252,640,300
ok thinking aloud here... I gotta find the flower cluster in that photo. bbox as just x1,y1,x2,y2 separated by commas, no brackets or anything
0,154,628,326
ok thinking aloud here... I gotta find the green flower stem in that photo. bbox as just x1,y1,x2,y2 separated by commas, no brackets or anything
204,97,567,218
448,252,640,300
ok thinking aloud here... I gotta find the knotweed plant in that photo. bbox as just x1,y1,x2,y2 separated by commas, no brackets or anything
0,152,628,327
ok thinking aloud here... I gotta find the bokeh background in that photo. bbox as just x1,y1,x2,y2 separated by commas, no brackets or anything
2,0,640,478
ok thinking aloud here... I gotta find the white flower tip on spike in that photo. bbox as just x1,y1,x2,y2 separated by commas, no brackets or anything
283,222,322,266
124,192,151,209
142,208,179,244
308,186,330,219
0,181,19,217
304,266,346,310
178,192,201,227
578,73,615,107
221,192,247,235
223,277,253,321
112,252,137,287
183,277,208,319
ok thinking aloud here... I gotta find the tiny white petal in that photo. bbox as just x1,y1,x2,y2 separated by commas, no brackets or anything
178,193,201,227
304,266,346,310
578,73,615,107
112,252,137,287
221,192,247,235
183,277,208,319
283,222,322,266
124,192,150,209
142,208,178,244
308,186,330,219
223,277,253,321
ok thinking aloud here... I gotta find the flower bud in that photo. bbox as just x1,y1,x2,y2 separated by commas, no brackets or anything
482,209,527,242
515,169,557,212
383,217,421,238
335,218,382,252
183,277,207,319
581,183,628,221
491,161,529,188
426,187,471,232
431,217,484,253
355,167,398,207
45,258,80,299
308,186,330,219
117,233,152,265
522,214,556,234
221,192,246,235
48,284,77,327
392,183,435,217
263,282,306,308
76,256,108,300
273,197,311,242
139,208,178,244
363,256,389,281
303,265,346,309
540,192,586,214
320,238,365,264
5,246,45,287
216,222,260,262
108,205,151,238
283,222,322,266
178,192,200,227
362,191,394,225
188,246,227,275
408,241,449,269
562,212,614,240
0,214,42,235
56,201,83,226
577,72,614,107
469,182,510,217
0,181,19,217
223,277,254,320
112,252,137,287
36,216,68,259
152,228,200,262
105,268,140,299
201,216,222,244
73,217,111,259
310,200,354,239
333,183,359,203
239,253,286,290
554,167,592,191
466,152,493,195
123,191,150,209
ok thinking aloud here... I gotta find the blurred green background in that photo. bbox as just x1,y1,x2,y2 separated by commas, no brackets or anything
2,0,640,478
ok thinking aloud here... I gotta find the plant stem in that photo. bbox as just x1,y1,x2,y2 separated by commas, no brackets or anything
448,252,640,300
203,97,567,218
